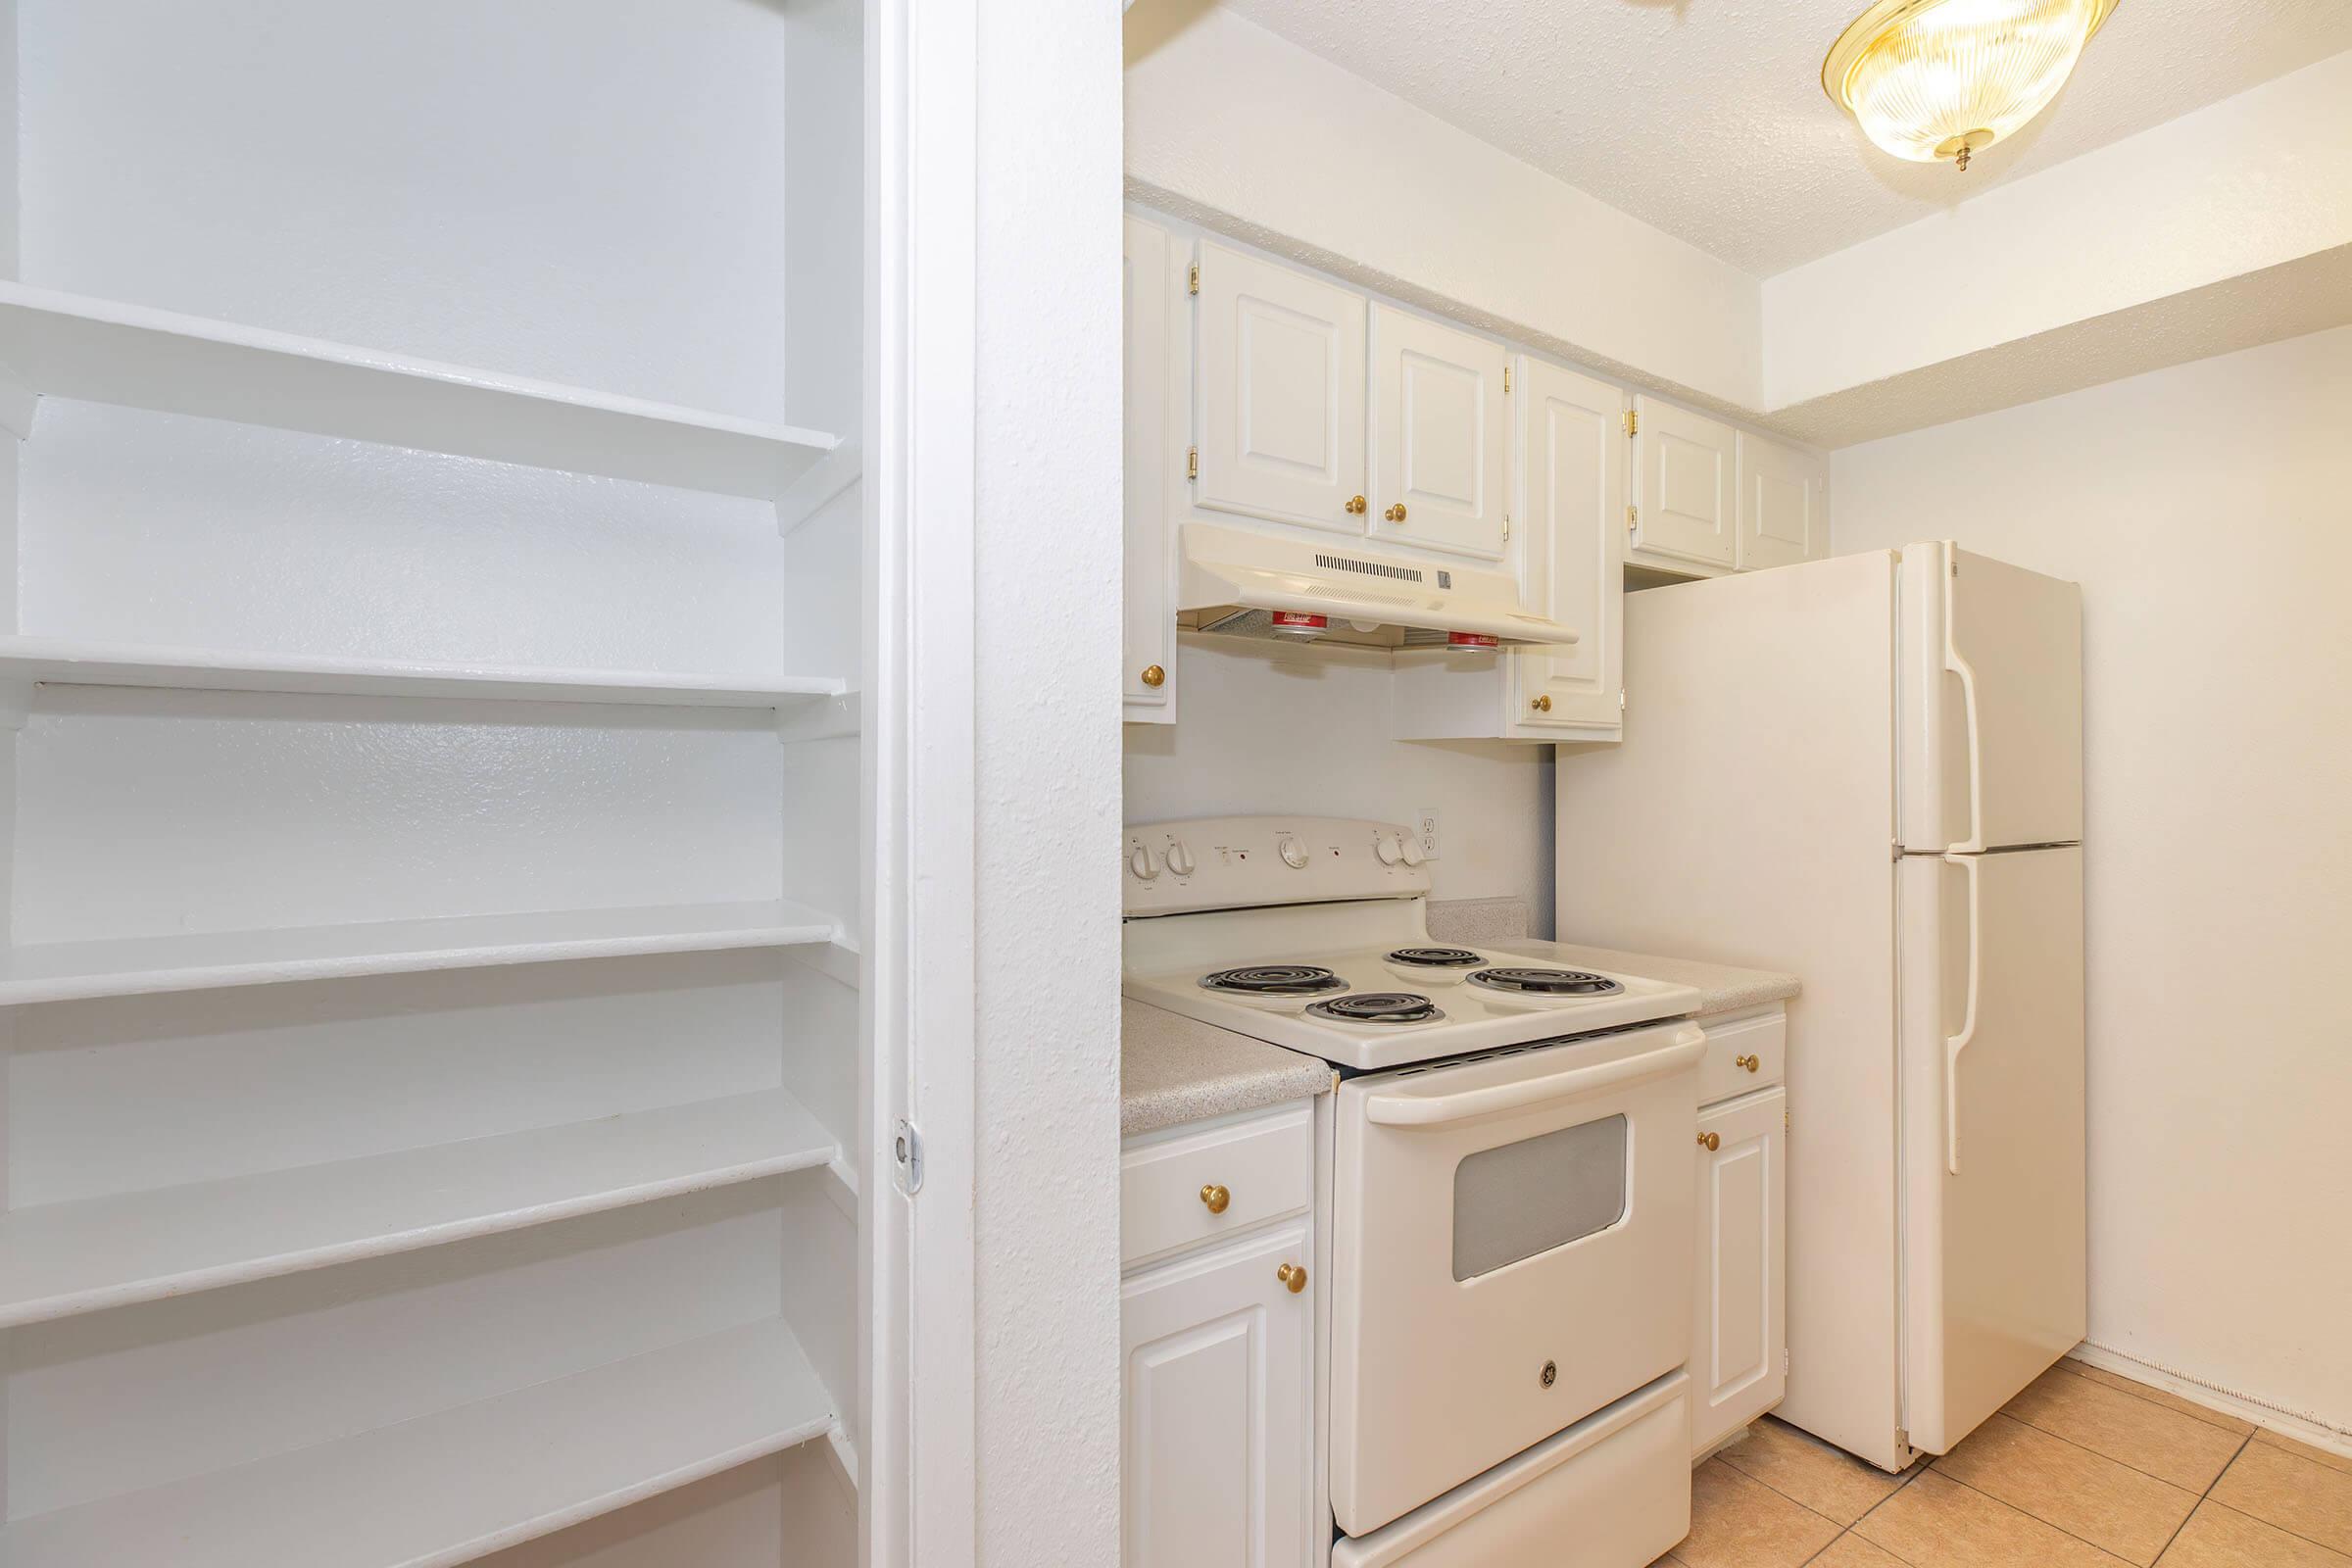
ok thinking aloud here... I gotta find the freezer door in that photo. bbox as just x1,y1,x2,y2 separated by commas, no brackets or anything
1899,544,2083,853
1898,847,2085,1454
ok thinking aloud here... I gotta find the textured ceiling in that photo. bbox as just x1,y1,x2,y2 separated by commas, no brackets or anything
1214,0,2352,275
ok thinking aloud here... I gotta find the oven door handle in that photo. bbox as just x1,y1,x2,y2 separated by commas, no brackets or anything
1362,1029,1706,1128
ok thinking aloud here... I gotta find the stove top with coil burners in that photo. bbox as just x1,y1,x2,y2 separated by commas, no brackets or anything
1122,815,1699,1070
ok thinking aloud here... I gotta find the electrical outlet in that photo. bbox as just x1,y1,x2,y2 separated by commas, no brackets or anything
1416,808,1442,860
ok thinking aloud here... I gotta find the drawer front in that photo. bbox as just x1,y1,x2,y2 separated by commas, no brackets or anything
1332,1371,1690,1568
1122,1103,1313,1267
1700,1009,1786,1105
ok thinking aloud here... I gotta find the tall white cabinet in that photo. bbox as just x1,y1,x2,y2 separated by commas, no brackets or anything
0,4,870,1565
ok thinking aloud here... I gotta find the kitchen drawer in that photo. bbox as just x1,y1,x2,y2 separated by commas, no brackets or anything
1700,1008,1786,1105
1331,1371,1690,1568
1122,1102,1313,1268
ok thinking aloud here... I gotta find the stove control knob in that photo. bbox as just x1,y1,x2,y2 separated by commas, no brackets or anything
1165,840,1197,877
1279,838,1310,869
1128,845,1159,881
1375,835,1405,866
1399,835,1427,867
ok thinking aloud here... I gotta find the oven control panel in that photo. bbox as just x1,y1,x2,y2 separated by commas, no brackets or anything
1122,815,1431,917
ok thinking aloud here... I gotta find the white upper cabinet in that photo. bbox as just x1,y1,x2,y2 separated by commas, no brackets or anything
1368,305,1508,561
1511,360,1626,733
1735,432,1830,572
1124,216,1183,724
1630,395,1735,572
1193,240,1368,535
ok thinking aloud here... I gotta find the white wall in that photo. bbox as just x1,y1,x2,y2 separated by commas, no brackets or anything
972,0,1125,1560
1831,325,2352,1437
1124,637,1556,928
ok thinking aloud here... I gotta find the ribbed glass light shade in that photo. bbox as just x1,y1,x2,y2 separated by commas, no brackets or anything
1825,0,2118,167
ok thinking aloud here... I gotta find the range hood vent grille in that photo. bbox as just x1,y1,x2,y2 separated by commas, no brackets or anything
1314,553,1436,586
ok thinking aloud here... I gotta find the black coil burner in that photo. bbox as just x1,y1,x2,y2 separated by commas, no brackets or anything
1383,947,1486,968
1304,992,1444,1026
1468,967,1625,998
1200,964,1347,998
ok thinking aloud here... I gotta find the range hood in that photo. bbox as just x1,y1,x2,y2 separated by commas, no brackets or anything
1177,522,1580,651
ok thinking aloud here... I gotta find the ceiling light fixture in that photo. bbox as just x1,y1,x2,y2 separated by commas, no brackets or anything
1823,0,2120,171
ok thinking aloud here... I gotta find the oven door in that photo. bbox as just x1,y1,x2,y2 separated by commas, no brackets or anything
1330,1022,1704,1538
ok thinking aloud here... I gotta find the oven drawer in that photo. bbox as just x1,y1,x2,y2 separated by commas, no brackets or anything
1122,1102,1313,1268
1699,1008,1786,1105
1332,1371,1690,1568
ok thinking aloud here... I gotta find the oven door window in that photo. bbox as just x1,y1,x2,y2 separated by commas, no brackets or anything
1450,1113,1629,1281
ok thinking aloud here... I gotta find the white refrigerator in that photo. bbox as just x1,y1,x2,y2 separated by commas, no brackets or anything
1555,542,2085,1472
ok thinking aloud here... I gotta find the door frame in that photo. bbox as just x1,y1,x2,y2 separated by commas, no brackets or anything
867,0,978,1561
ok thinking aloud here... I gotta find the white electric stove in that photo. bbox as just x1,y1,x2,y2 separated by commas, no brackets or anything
1125,816,1709,1566
1123,814,1698,1069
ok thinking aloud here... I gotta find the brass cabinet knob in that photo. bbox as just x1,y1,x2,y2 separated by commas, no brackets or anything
1531,695,1552,712
1384,503,1407,522
1140,663,1166,689
1199,1183,1230,1214
1697,1131,1721,1152
1277,1262,1307,1294
1736,1054,1760,1072
1346,495,1368,515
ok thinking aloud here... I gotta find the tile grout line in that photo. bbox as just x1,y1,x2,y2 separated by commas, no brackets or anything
2190,1497,2352,1563
2148,1431,2252,1564
1924,1465,2159,1564
1976,1407,2217,1498
2056,1360,2257,1440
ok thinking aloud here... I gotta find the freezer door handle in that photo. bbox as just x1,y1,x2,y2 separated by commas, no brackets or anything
1944,557,1985,855
1943,851,1981,1175
1362,1031,1706,1127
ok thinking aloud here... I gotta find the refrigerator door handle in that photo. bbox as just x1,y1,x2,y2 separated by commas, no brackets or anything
1942,851,1981,1175
1944,558,1985,855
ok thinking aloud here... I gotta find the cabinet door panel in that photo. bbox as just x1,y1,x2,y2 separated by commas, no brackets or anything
1736,432,1828,572
1510,359,1624,732
1123,1222,1312,1568
1370,305,1507,560
1123,218,1181,721
1195,242,1366,535
1632,396,1735,570
1691,1089,1787,1453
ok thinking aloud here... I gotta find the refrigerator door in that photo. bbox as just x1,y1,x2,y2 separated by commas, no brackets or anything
1897,846,2086,1454
1899,544,2083,853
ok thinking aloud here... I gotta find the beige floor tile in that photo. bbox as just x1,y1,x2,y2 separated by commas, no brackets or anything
2003,1366,2249,1491
1856,1470,2136,1568
1936,1413,2199,1565
1715,1417,1911,1527
1810,1536,1913,1567
2157,1500,2352,1567
2210,1439,2352,1555
2062,1359,2257,1437
2255,1428,2352,1480
1673,1458,1842,1568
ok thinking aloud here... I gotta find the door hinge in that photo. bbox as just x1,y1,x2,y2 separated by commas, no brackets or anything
892,1118,925,1197
1785,1348,1792,1375
1502,514,1511,543
1187,447,1199,481
1503,365,1512,395
1618,688,1627,711
1188,261,1200,296
1626,504,1639,533
1624,408,1639,436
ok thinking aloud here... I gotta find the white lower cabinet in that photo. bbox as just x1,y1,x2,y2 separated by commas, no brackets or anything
1690,1083,1788,1454
1123,1220,1315,1568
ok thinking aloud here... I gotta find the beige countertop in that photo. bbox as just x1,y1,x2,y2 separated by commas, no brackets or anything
1121,999,1335,1139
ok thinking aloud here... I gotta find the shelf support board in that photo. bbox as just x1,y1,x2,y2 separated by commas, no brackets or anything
775,438,862,535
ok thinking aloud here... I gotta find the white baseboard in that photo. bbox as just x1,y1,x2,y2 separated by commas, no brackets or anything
2070,1342,2352,1459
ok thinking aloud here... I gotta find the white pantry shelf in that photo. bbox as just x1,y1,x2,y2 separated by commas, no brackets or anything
0,1315,836,1568
0,634,848,710
0,899,840,1006
0,280,844,503
0,1087,836,1329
